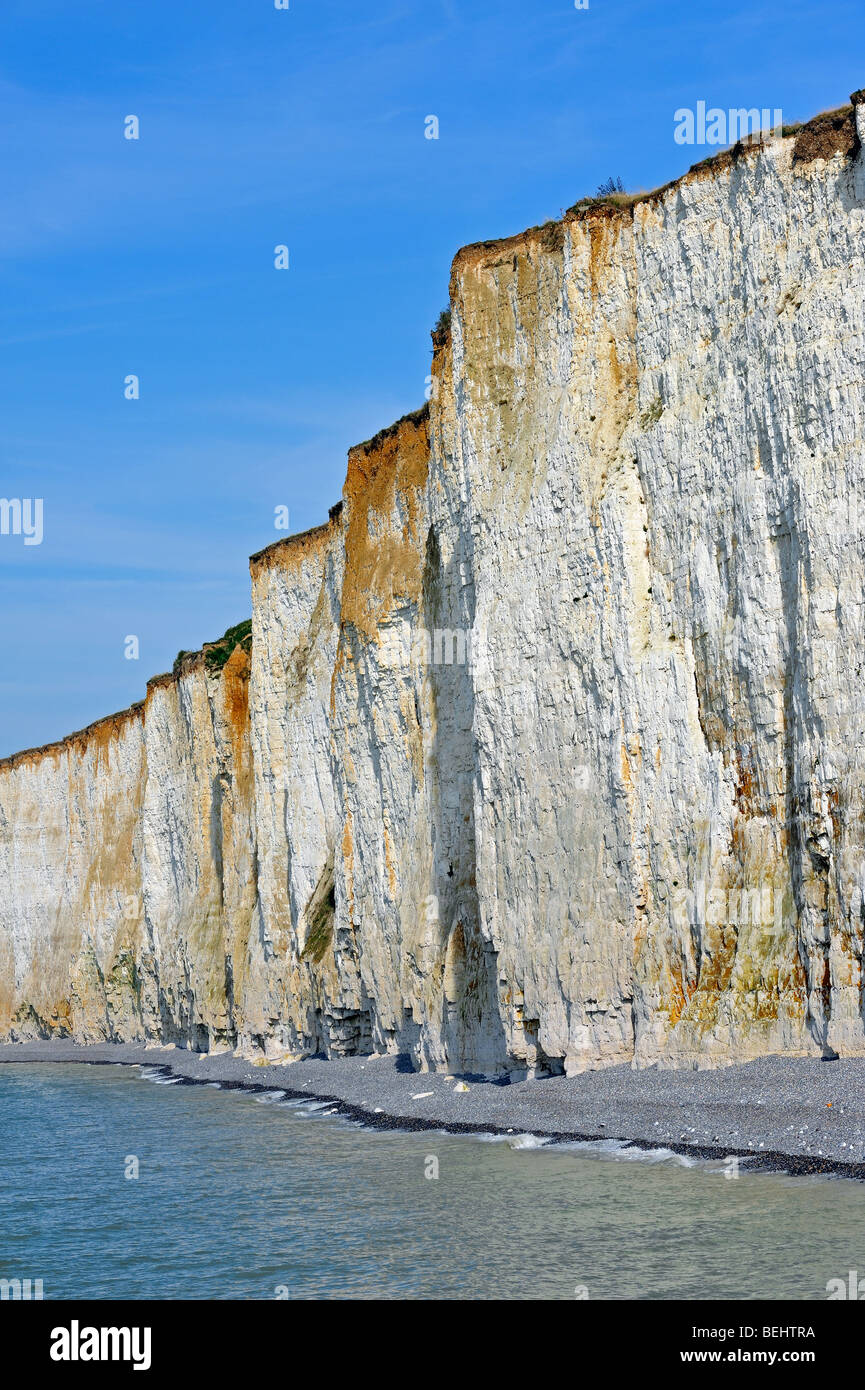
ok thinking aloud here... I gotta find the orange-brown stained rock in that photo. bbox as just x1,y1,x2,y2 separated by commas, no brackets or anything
0,704,144,776
587,208,625,303
223,643,253,798
340,406,430,643
667,961,696,1027
341,810,356,919
249,517,337,580
450,219,566,289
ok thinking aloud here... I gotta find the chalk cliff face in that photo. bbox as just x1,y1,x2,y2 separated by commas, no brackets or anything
0,646,255,1047
3,96,865,1072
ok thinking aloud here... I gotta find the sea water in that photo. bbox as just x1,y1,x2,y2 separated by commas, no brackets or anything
1,1062,863,1300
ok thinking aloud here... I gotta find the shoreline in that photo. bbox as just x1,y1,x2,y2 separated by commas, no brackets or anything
2,1041,865,1181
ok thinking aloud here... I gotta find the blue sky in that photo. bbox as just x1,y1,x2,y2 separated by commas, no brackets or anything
0,0,862,757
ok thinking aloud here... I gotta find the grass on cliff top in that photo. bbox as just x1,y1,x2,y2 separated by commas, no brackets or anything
566,191,639,216
173,619,252,677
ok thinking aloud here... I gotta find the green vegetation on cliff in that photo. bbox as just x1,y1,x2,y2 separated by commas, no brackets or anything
173,619,252,677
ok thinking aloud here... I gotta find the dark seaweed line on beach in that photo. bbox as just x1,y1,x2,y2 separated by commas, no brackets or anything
2,1054,862,1184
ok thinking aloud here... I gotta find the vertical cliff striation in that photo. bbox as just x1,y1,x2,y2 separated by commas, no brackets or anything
0,641,255,1047
3,95,865,1071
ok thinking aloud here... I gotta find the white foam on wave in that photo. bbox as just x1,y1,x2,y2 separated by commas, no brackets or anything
253,1090,287,1104
465,1130,553,1150
286,1098,341,1117
507,1133,551,1150
472,1131,689,1164
137,1066,183,1086
557,1136,703,1168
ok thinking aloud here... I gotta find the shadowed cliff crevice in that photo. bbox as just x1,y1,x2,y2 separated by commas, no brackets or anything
424,524,507,1074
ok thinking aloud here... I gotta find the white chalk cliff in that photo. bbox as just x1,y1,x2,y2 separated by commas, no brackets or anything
3,95,865,1073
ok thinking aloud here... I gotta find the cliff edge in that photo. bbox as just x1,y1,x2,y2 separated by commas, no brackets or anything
3,95,865,1074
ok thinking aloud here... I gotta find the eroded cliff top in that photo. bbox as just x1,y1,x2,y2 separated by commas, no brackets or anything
0,621,253,771
2,90,861,777
341,406,431,641
450,91,864,282
249,512,342,577
0,703,146,772
350,404,429,459
168,619,252,682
